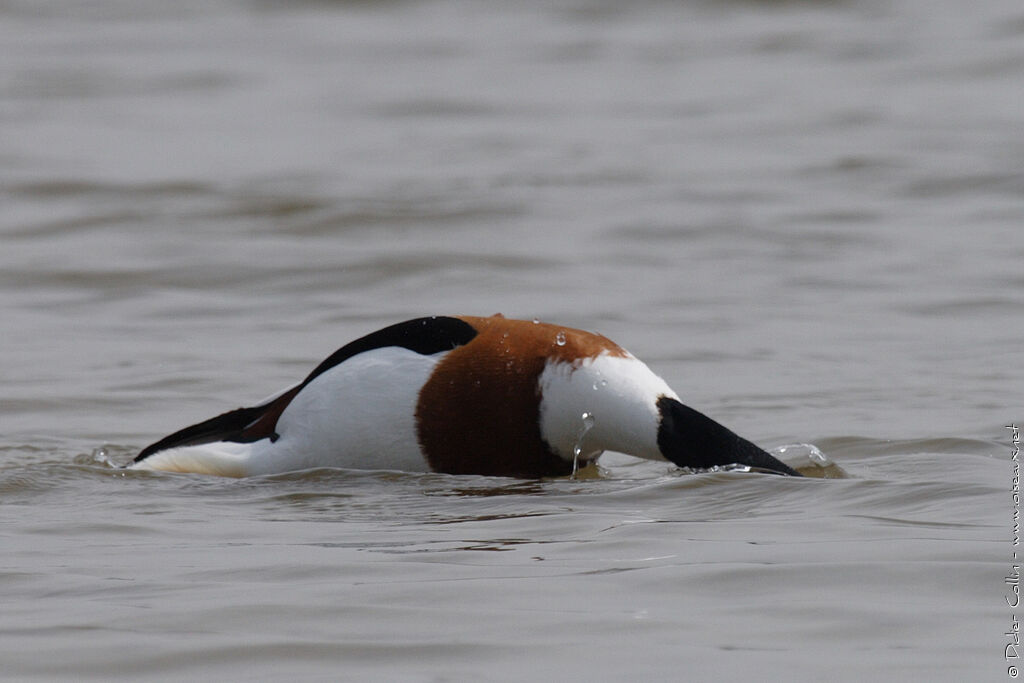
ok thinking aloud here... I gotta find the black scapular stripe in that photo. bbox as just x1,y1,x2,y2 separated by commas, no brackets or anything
134,316,478,462
300,316,477,388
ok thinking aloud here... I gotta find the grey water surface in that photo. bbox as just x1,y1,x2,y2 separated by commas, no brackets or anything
2,0,1020,680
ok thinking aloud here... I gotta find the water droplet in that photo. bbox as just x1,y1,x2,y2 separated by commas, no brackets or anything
555,331,566,346
571,412,596,479
90,447,115,469
592,378,608,391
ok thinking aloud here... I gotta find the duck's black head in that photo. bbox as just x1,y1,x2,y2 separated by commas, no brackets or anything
656,396,802,476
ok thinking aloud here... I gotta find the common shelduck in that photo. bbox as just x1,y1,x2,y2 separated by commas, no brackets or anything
131,315,801,478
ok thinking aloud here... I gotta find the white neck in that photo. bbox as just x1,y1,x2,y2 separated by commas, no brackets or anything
537,353,678,463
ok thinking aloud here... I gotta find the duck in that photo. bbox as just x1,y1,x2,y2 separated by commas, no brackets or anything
131,314,801,478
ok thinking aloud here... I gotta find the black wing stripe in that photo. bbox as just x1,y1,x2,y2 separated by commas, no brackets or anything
134,404,267,462
298,316,477,387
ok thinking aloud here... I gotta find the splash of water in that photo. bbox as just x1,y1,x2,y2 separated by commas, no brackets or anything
774,443,830,466
90,446,115,468
772,443,845,478
571,411,596,479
